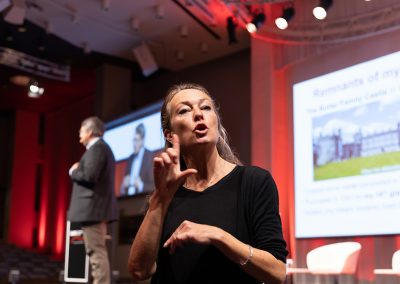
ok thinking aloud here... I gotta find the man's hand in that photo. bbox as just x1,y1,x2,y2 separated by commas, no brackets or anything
70,162,79,172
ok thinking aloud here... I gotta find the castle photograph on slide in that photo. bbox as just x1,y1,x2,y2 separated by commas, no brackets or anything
312,101,400,181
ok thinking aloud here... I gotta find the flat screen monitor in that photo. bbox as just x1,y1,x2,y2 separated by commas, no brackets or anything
103,101,164,198
293,51,400,238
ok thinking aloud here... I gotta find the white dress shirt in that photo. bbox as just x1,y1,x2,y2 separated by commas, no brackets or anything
128,147,144,194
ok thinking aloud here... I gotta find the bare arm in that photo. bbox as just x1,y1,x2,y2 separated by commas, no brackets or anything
128,135,197,281
214,229,286,284
127,193,169,280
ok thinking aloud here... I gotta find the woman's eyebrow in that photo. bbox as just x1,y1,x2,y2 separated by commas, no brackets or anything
177,98,208,106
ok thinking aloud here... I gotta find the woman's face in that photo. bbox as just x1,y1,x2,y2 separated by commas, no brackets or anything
167,88,219,149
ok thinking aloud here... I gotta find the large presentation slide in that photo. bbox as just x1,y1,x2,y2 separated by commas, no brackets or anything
293,51,400,238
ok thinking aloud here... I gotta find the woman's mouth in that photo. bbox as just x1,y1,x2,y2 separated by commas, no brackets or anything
194,123,208,135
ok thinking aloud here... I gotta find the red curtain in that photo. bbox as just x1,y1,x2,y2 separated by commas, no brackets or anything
8,111,39,248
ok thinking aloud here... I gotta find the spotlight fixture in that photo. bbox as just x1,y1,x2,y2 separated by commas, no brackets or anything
313,0,333,20
246,12,266,33
28,79,44,98
226,16,238,44
275,6,295,30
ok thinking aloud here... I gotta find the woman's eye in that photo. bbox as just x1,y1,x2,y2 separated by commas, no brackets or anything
201,105,212,110
178,108,189,115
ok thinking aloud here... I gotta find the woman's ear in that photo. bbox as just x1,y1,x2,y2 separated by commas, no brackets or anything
164,129,173,144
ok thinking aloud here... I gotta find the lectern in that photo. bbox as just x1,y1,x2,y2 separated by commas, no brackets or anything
64,221,89,283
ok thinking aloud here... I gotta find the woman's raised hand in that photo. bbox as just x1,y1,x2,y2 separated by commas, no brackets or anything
153,134,197,202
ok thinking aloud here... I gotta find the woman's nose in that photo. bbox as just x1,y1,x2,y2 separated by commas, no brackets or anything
193,106,204,120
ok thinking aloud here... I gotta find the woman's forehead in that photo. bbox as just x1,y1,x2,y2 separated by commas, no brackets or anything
170,88,211,106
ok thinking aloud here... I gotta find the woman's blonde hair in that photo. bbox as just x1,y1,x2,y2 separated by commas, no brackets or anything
161,82,241,165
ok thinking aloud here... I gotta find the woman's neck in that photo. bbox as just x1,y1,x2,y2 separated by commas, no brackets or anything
182,147,235,191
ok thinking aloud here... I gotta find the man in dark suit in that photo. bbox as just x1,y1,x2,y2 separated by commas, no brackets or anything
67,116,118,284
120,123,154,195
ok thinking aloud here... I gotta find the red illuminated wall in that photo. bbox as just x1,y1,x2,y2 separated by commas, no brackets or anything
8,111,40,248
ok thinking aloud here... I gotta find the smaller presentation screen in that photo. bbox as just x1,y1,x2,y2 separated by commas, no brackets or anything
293,51,400,238
103,102,164,198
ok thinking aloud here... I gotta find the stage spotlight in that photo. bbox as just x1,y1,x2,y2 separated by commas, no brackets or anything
313,0,333,20
246,12,266,33
275,6,295,30
28,79,44,98
8,269,20,284
226,16,238,44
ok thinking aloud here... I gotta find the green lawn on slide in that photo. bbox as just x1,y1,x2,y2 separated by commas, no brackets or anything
314,151,400,180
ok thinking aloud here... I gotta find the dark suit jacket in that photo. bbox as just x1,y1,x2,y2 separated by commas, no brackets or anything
67,139,118,222
120,149,154,195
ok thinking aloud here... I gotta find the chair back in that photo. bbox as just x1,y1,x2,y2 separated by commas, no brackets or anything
306,242,362,274
393,250,400,271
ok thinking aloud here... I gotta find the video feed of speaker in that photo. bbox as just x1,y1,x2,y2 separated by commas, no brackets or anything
103,101,164,198
293,51,400,238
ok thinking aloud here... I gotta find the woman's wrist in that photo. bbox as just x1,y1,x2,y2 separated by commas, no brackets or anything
210,227,227,247
239,245,253,266
211,230,254,267
148,190,172,212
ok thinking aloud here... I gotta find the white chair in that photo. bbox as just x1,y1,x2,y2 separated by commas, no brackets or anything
287,242,362,284
306,242,362,275
374,249,400,275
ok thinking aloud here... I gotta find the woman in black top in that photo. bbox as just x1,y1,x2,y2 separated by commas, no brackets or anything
128,83,288,284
